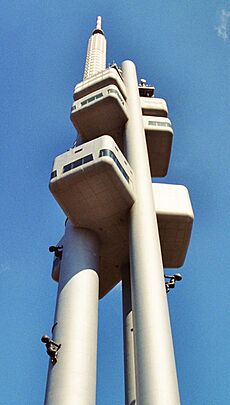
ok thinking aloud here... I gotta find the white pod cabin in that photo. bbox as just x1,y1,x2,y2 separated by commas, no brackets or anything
71,84,128,148
140,97,168,117
74,65,126,101
51,182,194,299
143,116,173,177
49,135,135,230
153,183,194,268
71,84,173,176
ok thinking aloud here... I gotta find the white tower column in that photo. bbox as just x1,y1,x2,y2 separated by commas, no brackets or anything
44,222,99,405
122,267,137,405
122,60,180,405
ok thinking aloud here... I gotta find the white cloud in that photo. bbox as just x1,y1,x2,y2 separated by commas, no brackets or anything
215,9,230,41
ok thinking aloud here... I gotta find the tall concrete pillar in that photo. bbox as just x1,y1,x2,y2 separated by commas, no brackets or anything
122,60,180,405
44,222,99,405
122,268,136,405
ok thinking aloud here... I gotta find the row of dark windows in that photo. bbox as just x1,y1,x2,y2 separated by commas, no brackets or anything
71,87,125,111
50,150,130,183
148,120,172,128
80,92,103,107
99,149,129,183
63,154,93,173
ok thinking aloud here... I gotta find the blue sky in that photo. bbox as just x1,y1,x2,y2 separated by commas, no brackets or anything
1,1,230,404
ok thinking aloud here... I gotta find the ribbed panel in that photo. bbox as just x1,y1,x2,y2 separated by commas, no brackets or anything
83,33,106,79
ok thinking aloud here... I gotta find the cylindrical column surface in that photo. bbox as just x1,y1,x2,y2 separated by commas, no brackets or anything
44,222,99,405
122,60,180,405
122,268,136,405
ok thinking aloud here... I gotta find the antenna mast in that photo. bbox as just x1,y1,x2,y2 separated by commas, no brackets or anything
83,16,106,80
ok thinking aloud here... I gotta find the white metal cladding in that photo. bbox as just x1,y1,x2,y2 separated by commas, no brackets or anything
50,135,133,180
70,95,172,177
143,115,173,177
51,183,194,298
74,67,127,101
140,97,168,117
71,84,127,112
49,135,135,230
70,85,128,148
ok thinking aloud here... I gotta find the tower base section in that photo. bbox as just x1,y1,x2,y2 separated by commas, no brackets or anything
44,224,99,405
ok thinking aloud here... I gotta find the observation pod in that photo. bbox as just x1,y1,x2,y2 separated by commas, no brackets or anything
71,89,172,176
50,134,135,229
51,183,194,298
74,66,126,101
154,183,194,268
49,136,135,299
71,84,128,148
140,97,168,117
143,115,173,177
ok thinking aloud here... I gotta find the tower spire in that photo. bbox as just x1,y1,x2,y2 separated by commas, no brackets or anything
83,16,106,80
96,16,102,31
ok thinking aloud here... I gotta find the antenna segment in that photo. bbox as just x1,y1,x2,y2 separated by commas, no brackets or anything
96,16,102,30
83,16,106,80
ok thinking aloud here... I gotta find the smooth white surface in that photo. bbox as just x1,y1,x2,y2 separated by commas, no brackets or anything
141,96,168,117
71,89,173,176
71,84,128,147
123,60,180,405
122,269,137,405
143,115,173,177
44,223,99,405
96,16,102,31
72,84,126,113
50,135,133,181
51,182,193,297
49,135,135,229
74,67,127,101
153,183,194,268
153,183,194,217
